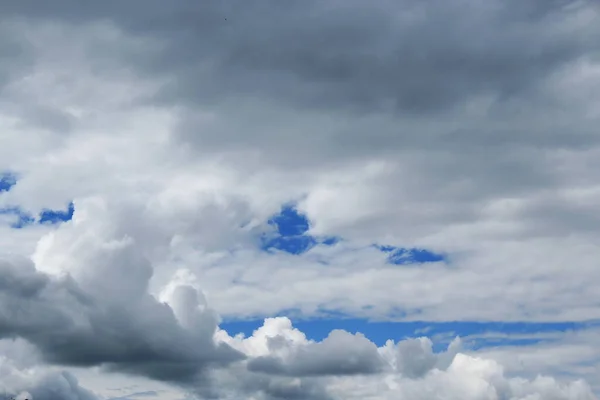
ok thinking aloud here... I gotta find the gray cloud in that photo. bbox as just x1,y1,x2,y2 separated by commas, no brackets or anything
8,0,589,247
0,258,244,385
1,1,599,230
107,391,159,400
1,0,597,115
0,340,100,400
213,366,333,400
395,336,462,378
248,330,386,376
26,371,99,400
0,23,35,91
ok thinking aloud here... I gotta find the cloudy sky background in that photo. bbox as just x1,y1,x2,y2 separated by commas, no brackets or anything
0,0,599,399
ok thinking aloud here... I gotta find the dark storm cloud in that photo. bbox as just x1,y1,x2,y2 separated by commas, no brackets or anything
1,0,597,115
0,259,245,385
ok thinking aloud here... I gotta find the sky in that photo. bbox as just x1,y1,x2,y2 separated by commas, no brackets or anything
0,0,599,399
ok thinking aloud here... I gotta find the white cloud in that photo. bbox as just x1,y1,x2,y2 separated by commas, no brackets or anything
211,317,597,400
0,315,597,399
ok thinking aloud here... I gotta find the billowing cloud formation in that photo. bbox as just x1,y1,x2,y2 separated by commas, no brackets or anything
213,317,595,399
0,242,597,398
1,201,244,386
0,0,599,398
246,329,386,376
1,317,597,400
0,222,596,399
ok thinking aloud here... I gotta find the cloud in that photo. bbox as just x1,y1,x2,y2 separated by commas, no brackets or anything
0,0,598,398
0,200,244,386
0,258,242,384
247,329,387,376
0,339,100,400
474,326,600,394
2,243,596,400
4,0,596,115
0,240,597,398
0,317,597,400
211,317,597,399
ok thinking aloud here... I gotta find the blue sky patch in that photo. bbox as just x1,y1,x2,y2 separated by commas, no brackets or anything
261,205,445,263
1,203,74,228
376,245,446,265
220,317,591,350
0,171,75,227
261,205,339,255
39,201,75,224
269,205,311,236
0,172,17,193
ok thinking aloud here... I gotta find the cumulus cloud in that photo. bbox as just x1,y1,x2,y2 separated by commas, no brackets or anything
0,200,244,387
1,232,596,399
0,239,597,398
246,329,386,377
209,317,597,400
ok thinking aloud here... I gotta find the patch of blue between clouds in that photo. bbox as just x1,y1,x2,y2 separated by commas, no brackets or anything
0,202,74,228
245,205,587,353
375,245,445,265
0,172,17,193
39,201,75,224
260,205,339,255
0,172,74,227
220,318,597,351
261,204,445,265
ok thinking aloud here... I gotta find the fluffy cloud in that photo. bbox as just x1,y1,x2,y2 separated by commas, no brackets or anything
0,201,244,387
0,240,597,398
210,317,596,400
246,329,386,377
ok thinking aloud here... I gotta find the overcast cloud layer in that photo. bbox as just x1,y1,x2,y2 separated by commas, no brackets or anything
0,0,599,399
